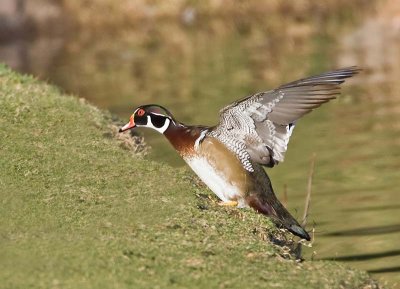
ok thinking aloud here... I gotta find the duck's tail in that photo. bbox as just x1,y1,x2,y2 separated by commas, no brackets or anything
247,165,311,241
247,192,311,241
284,221,310,241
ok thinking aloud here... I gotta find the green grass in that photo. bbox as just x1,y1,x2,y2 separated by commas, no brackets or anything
0,64,382,288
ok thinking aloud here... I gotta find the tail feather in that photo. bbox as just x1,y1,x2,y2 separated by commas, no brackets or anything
270,197,311,241
287,224,311,241
248,164,311,241
246,193,310,240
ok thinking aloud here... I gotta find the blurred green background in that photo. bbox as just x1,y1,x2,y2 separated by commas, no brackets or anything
1,0,399,287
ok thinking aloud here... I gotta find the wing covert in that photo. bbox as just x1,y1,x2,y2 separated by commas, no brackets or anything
209,67,360,171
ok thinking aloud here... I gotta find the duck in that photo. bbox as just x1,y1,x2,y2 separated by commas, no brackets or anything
119,67,359,241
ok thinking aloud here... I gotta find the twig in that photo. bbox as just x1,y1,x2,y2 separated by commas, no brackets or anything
295,156,316,260
302,153,316,228
282,184,288,208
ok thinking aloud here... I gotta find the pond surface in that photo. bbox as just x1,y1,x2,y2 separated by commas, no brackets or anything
1,4,400,287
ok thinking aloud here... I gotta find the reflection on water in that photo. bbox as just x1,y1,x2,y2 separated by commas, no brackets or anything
325,224,400,237
324,249,400,262
369,266,400,274
1,1,400,286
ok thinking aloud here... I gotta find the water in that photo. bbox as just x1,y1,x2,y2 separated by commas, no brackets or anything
1,4,400,287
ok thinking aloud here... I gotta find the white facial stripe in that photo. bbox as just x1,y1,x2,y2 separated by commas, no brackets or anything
151,112,165,117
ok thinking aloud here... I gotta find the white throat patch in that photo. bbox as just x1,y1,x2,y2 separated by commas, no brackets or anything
146,115,170,134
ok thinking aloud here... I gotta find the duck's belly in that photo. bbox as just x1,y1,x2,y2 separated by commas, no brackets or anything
185,156,241,202
183,137,251,207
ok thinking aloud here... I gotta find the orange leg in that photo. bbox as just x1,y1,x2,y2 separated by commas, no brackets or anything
218,201,238,207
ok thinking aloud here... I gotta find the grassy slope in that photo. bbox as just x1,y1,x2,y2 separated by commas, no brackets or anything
0,65,380,289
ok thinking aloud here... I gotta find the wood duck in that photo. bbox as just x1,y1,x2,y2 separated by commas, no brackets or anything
119,67,359,241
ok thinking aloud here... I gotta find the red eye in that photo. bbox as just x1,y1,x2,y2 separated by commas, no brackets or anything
137,109,145,116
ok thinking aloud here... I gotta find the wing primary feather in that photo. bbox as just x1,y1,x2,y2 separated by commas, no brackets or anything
280,67,360,89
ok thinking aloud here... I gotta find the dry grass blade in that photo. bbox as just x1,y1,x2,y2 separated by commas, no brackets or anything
282,183,288,208
302,153,316,228
294,154,316,260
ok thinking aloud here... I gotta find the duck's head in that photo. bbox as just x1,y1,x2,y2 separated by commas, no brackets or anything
119,104,175,134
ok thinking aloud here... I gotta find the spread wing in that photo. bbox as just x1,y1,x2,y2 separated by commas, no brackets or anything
208,67,360,172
